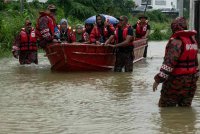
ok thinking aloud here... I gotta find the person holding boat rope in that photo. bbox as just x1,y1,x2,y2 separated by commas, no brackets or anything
105,15,134,72
153,17,199,107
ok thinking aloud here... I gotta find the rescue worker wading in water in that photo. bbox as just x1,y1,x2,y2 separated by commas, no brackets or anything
153,17,199,107
132,14,150,57
12,19,38,65
105,16,134,72
36,4,57,49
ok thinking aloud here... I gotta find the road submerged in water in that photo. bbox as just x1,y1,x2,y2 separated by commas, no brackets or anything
0,41,200,134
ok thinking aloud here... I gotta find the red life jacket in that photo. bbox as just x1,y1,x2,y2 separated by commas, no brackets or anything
20,28,37,51
171,30,198,75
115,24,133,46
36,12,56,40
135,22,148,37
90,25,115,43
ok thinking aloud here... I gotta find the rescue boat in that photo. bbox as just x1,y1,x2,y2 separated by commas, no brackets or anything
45,38,148,71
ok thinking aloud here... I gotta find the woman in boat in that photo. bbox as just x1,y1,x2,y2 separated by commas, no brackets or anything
12,19,38,64
153,17,199,107
89,14,115,45
57,19,75,42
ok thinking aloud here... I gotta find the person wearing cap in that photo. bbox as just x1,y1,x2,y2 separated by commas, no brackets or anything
153,17,199,107
132,14,150,39
89,14,115,45
36,4,57,49
12,19,38,64
132,14,150,57
105,15,134,72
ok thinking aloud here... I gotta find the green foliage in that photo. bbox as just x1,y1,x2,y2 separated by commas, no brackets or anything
47,0,135,20
149,28,164,40
146,10,170,23
0,0,173,57
0,0,5,11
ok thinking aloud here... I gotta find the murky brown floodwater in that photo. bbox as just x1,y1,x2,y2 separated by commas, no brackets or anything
0,41,200,134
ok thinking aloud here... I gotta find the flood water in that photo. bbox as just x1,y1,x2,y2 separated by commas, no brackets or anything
0,41,200,134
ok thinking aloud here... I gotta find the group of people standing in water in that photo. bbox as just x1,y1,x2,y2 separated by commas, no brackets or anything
11,4,199,107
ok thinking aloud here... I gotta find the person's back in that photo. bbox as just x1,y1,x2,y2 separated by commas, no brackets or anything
36,4,57,49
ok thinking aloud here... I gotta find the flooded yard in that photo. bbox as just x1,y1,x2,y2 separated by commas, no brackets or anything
0,41,200,134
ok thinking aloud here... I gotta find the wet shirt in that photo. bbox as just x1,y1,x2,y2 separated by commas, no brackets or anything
118,26,133,53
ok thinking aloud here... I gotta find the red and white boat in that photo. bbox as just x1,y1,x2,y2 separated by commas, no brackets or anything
45,38,148,71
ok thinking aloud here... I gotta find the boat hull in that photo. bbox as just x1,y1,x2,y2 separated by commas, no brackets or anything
45,38,148,71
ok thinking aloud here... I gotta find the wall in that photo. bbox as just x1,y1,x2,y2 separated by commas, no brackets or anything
152,0,177,9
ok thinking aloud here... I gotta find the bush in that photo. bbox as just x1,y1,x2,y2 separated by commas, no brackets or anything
146,10,170,23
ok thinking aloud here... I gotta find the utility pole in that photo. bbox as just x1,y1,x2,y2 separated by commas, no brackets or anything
177,0,183,17
144,0,149,14
20,0,24,14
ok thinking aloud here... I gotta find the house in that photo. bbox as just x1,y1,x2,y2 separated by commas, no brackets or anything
189,0,200,44
134,0,177,9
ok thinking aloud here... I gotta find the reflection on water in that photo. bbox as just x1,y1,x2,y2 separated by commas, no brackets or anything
0,41,200,133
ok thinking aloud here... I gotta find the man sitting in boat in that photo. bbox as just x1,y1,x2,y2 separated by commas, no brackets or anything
56,19,75,42
132,14,150,57
12,19,38,65
89,14,115,45
36,4,57,49
105,16,134,72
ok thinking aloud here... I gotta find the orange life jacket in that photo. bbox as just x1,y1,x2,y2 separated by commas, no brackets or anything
20,28,37,51
171,30,198,75
90,25,115,43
